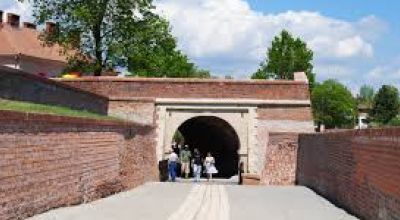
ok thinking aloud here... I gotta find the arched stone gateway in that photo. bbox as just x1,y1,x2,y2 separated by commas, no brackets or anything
156,101,259,176
174,116,240,177
59,72,315,184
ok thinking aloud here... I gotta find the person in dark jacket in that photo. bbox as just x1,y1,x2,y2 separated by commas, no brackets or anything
192,148,202,182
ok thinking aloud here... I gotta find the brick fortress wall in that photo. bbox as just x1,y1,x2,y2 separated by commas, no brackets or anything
0,67,108,114
58,78,312,130
297,128,400,220
0,111,157,220
261,132,299,185
59,77,315,185
58,77,310,100
257,104,313,185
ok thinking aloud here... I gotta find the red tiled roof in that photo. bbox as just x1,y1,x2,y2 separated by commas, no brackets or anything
0,24,68,62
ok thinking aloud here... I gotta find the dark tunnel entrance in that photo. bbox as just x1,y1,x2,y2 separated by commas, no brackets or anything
174,116,240,178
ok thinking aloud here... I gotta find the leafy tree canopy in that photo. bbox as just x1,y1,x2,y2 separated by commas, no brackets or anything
25,0,209,77
357,85,375,107
126,15,209,78
388,116,400,127
252,30,315,90
311,79,357,129
371,85,400,124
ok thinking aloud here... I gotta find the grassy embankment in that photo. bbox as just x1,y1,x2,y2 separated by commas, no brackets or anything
0,99,119,121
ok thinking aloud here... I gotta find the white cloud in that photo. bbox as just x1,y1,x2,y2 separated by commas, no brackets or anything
314,64,356,79
366,63,400,89
356,15,388,41
2,0,390,89
368,66,400,81
1,1,33,22
155,0,382,63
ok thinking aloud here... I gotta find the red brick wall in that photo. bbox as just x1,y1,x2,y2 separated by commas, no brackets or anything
59,77,310,100
257,106,313,121
297,128,400,220
0,111,157,220
0,67,108,114
261,133,299,185
119,129,158,189
108,100,155,125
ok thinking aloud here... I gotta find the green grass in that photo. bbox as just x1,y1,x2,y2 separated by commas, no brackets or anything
0,99,120,121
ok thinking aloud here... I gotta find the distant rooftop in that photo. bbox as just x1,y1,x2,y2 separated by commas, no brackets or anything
0,11,68,63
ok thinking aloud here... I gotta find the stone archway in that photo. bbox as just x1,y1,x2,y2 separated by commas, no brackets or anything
155,101,263,176
175,116,240,177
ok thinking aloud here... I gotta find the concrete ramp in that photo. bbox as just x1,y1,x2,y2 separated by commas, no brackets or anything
29,182,358,220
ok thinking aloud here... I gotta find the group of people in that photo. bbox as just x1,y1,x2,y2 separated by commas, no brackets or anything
168,144,218,182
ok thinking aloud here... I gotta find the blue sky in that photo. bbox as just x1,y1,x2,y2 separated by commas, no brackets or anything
248,0,400,58
245,0,400,92
1,0,399,92
156,0,400,92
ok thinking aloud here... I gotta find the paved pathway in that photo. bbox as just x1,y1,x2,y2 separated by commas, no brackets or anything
29,181,358,220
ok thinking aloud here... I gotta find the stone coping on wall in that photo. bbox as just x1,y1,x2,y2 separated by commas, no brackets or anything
154,98,311,106
0,110,153,133
56,76,309,85
105,97,312,106
108,97,156,102
300,127,400,138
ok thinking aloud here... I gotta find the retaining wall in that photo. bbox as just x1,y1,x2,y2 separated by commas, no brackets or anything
0,67,108,114
297,128,400,220
0,111,157,220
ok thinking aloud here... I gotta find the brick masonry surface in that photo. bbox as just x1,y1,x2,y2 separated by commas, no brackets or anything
261,132,299,185
58,77,310,100
108,100,155,125
297,128,400,220
0,111,157,220
58,76,314,187
0,67,108,114
257,106,313,121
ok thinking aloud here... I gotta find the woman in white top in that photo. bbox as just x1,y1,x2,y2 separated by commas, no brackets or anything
204,152,218,181
168,151,178,182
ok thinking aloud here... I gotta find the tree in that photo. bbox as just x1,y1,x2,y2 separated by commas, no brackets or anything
128,50,210,78
312,79,357,129
251,69,270,80
123,14,209,78
388,117,400,126
252,30,315,90
371,85,400,124
173,130,184,144
28,0,208,78
357,85,375,107
28,0,157,76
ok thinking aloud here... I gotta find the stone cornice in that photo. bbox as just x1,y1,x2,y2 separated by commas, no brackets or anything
154,98,311,106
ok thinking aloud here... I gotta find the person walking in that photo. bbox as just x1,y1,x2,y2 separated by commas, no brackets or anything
168,150,179,182
172,142,182,177
172,142,180,155
192,149,202,182
180,145,191,179
204,152,218,181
